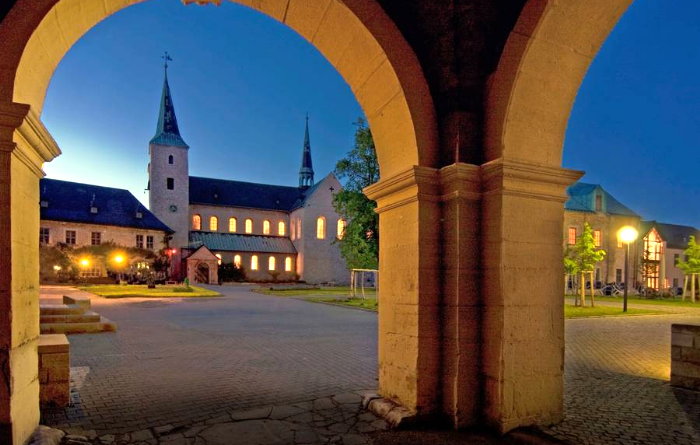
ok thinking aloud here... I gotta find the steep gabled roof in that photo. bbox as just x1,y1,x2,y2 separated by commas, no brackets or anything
40,178,172,233
565,182,639,217
150,71,188,148
189,176,304,211
641,221,700,250
189,232,297,254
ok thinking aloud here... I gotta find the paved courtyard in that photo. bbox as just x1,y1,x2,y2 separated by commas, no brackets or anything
40,286,700,444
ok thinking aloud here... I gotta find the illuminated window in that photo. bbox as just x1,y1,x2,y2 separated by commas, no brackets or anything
234,255,242,267
192,214,202,230
642,228,664,290
643,228,663,262
593,230,601,247
268,256,276,271
263,220,271,235
229,217,237,233
316,216,326,239
215,254,222,265
168,154,174,164
337,219,346,239
251,255,258,270
245,219,253,234
567,227,576,245
39,227,50,245
285,257,293,272
278,221,286,236
209,216,218,232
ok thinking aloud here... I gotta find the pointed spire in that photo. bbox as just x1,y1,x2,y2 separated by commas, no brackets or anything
299,114,314,188
150,52,188,148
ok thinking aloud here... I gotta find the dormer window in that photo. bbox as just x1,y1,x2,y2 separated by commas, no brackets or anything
40,200,48,208
595,193,602,212
135,211,143,219
90,206,98,214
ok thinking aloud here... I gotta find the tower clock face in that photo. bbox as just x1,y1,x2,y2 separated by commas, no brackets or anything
169,205,178,212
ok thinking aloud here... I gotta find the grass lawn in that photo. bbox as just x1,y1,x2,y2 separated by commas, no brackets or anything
564,304,665,318
307,297,378,311
79,284,221,298
256,286,377,298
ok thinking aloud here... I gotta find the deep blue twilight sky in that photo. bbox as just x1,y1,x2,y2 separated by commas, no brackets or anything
42,0,699,227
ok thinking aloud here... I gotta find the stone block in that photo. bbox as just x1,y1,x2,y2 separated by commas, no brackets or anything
671,331,694,348
39,381,69,407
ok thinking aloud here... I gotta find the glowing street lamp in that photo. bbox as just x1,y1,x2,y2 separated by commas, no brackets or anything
79,258,90,268
113,254,125,265
617,225,639,312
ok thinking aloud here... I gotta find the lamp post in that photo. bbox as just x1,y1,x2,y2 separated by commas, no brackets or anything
618,226,639,312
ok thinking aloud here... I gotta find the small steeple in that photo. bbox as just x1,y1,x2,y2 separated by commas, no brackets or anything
150,52,188,148
299,114,314,188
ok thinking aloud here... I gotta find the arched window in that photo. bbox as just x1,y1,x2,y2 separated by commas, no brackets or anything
192,214,201,231
297,219,302,239
251,255,258,270
168,154,174,165
337,219,346,239
263,220,271,235
209,216,218,231
316,216,326,239
229,217,237,233
285,257,293,272
245,219,253,234
268,256,276,271
215,253,222,265
234,254,242,267
278,221,286,236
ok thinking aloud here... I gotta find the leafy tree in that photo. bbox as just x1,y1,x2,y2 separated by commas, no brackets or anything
565,223,606,306
676,235,700,275
333,117,379,269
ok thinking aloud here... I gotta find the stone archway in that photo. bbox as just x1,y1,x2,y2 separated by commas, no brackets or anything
0,0,637,443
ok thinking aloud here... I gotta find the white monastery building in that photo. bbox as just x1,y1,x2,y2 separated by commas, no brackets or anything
147,63,349,284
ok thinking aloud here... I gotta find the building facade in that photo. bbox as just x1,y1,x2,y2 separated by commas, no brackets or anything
147,66,348,284
563,182,699,293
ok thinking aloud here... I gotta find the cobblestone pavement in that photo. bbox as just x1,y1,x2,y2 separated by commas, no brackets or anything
41,286,700,444
41,285,377,435
544,310,700,445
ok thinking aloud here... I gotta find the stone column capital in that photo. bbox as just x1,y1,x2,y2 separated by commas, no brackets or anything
438,162,481,202
480,157,583,203
0,101,61,177
364,165,440,213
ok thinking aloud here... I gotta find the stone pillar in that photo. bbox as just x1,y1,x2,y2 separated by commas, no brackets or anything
0,102,60,445
437,163,482,428
479,158,582,433
365,166,442,418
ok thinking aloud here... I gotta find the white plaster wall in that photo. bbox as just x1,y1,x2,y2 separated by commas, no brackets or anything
39,219,167,250
149,143,189,248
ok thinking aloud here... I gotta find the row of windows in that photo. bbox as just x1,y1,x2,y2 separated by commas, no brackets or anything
40,228,155,250
567,227,603,247
224,254,294,272
192,214,346,239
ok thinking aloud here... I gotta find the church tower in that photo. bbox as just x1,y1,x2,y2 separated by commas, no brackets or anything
299,115,315,188
148,53,190,249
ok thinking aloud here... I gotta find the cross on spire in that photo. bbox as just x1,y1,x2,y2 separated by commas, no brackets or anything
162,51,173,73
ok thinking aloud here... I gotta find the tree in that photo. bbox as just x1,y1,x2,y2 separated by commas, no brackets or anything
676,235,700,302
565,223,606,307
333,117,380,270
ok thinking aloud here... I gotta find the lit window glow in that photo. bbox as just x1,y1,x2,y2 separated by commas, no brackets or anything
278,221,286,236
593,230,602,247
285,257,293,272
268,256,276,271
245,219,253,234
337,219,346,239
263,220,271,235
234,255,241,267
210,216,218,232
229,217,237,233
567,227,576,245
251,255,258,270
215,253,222,265
192,214,202,231
316,216,326,239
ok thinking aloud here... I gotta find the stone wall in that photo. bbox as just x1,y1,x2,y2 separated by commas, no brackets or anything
38,334,69,407
671,324,700,391
40,220,168,251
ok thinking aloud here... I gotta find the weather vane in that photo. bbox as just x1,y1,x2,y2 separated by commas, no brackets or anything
162,51,173,72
